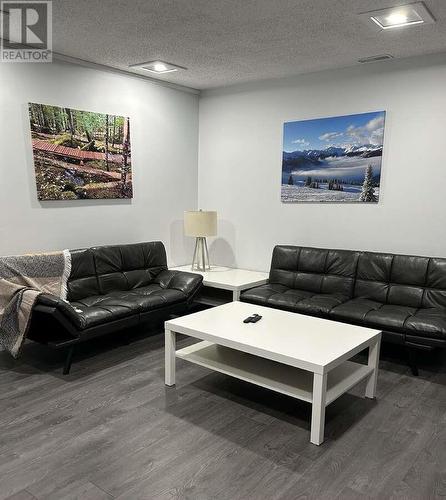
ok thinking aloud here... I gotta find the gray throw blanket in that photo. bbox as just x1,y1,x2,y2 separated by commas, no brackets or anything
0,250,71,357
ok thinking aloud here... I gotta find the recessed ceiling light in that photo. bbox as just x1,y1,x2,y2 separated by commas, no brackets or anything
386,12,409,25
359,2,435,31
153,62,168,72
129,60,186,74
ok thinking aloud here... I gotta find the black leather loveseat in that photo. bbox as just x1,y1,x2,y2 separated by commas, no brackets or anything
241,245,446,375
28,241,203,373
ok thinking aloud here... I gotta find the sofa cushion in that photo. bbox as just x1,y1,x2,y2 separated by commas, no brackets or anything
240,285,348,315
68,249,99,301
242,285,446,340
354,252,393,302
67,242,168,301
363,305,417,331
354,253,432,309
330,299,417,332
329,298,383,322
70,295,138,330
152,270,204,297
292,293,349,316
71,285,186,329
404,309,446,339
422,259,446,309
330,298,446,338
266,289,314,310
126,284,186,310
240,283,316,311
239,283,291,306
268,245,359,297
93,242,167,295
387,255,429,308
323,250,359,296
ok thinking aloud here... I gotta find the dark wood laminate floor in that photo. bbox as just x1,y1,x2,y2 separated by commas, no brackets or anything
1,323,446,500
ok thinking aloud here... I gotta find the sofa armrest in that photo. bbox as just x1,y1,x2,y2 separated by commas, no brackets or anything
153,270,203,301
35,293,82,326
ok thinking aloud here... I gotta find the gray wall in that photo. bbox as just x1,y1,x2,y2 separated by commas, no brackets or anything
0,60,199,265
3,55,446,271
198,55,446,271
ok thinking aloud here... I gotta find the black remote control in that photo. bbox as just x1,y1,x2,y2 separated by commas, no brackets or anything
243,314,262,323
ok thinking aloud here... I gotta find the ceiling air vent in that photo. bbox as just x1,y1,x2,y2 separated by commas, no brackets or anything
358,54,394,64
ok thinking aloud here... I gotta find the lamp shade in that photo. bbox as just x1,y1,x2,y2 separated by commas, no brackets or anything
184,210,217,237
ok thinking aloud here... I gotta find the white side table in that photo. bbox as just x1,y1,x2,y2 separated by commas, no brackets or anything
171,266,269,303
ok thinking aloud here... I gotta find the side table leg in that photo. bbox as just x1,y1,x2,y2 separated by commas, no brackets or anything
233,290,241,301
165,329,176,386
311,372,327,445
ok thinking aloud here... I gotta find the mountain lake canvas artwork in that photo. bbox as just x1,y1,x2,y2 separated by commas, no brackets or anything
29,103,132,200
281,111,386,203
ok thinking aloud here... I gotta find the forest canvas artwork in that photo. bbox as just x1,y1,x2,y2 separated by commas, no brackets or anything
281,111,386,203
29,103,132,200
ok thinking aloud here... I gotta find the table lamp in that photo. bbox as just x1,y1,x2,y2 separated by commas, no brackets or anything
184,210,217,271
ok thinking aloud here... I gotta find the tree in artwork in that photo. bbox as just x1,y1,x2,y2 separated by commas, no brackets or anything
359,165,377,202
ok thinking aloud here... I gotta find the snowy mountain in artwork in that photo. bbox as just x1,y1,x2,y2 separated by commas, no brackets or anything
281,111,386,203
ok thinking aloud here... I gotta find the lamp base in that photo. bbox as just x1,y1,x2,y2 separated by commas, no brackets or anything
191,237,210,271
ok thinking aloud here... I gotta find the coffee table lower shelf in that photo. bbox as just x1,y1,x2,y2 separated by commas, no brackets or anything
176,341,373,407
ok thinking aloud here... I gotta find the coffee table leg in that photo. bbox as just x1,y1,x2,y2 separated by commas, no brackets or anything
365,337,381,399
232,290,241,301
311,372,327,445
165,329,176,386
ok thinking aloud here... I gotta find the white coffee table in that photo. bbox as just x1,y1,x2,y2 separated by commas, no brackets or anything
171,265,268,301
165,301,381,445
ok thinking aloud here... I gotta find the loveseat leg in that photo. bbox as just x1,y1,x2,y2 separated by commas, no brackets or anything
407,347,419,377
63,346,75,375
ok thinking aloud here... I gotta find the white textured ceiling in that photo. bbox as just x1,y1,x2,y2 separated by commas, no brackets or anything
53,0,446,90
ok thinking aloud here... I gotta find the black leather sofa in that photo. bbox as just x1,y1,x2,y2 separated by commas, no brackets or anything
241,245,446,375
28,241,203,374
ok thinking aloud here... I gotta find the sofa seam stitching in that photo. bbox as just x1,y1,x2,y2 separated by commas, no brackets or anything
385,255,395,305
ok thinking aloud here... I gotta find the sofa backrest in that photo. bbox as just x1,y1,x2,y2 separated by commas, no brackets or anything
270,245,446,308
67,241,168,301
269,246,360,298
355,252,446,308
